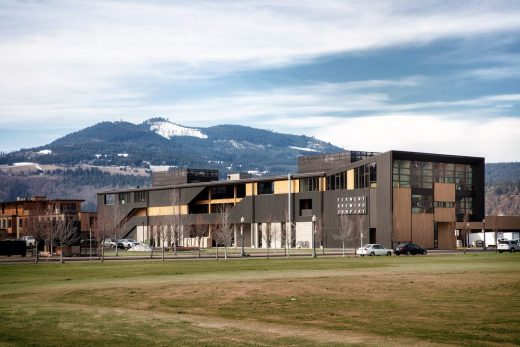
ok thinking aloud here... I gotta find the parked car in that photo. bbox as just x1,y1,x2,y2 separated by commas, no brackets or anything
20,236,36,248
102,238,118,248
357,244,392,256
117,239,138,249
394,243,427,256
127,242,153,252
80,239,97,247
497,239,519,253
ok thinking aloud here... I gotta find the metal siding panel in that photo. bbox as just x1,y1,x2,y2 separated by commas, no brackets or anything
376,151,393,248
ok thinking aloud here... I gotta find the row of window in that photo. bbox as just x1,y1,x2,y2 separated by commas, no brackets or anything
393,160,474,190
105,191,150,205
324,162,377,191
411,194,473,214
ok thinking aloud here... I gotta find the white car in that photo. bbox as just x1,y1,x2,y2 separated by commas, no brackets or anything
118,239,138,249
127,242,153,252
357,243,393,256
497,239,519,253
20,236,36,248
102,238,118,248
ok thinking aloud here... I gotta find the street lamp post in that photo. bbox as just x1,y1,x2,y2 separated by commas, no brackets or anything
482,218,486,251
89,227,92,264
311,215,317,258
240,216,245,257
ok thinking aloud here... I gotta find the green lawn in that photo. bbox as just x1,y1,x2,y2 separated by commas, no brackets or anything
0,254,519,346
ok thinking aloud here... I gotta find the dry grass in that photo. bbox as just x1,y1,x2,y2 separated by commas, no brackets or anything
0,254,518,346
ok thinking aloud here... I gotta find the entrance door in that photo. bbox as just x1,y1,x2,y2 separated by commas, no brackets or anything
369,228,376,244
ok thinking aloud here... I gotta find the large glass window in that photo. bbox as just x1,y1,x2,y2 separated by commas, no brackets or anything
394,160,474,190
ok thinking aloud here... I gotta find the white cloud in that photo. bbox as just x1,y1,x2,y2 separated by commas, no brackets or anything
1,1,520,126
311,115,520,163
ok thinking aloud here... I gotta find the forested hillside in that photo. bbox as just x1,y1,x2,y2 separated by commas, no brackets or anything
0,168,150,211
485,163,520,216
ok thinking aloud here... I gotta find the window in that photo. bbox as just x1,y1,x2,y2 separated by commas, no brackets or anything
299,199,312,216
236,184,246,198
104,194,115,205
134,191,148,203
60,203,77,213
257,182,274,195
211,185,234,199
300,177,319,192
434,201,454,208
411,194,433,214
456,197,473,215
326,173,345,190
118,193,130,204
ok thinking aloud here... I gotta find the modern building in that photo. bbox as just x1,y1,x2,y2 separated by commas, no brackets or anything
97,150,485,250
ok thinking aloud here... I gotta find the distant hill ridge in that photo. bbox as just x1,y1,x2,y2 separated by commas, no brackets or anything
0,118,341,176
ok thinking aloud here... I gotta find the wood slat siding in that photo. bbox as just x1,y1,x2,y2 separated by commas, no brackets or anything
434,183,455,202
346,170,355,190
273,179,300,194
434,207,456,222
393,187,411,243
411,214,434,248
148,205,188,216
246,183,256,196
438,222,456,249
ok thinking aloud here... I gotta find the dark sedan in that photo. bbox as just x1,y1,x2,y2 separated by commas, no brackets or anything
394,243,427,256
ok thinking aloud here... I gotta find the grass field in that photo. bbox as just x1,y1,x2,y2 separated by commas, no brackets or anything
0,254,519,346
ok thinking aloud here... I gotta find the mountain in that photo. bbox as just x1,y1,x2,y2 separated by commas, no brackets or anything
0,118,341,176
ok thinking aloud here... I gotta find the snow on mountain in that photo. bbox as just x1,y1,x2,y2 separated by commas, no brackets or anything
38,149,52,155
147,119,207,139
289,146,319,152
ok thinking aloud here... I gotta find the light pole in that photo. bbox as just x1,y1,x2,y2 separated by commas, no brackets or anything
89,227,92,264
361,231,364,250
311,215,317,258
240,216,245,257
482,218,486,250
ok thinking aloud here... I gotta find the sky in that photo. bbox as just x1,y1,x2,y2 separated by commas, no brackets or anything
1,0,519,162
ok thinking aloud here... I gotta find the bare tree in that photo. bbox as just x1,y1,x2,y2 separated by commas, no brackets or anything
166,189,183,256
95,206,113,262
23,202,49,263
215,204,234,260
460,211,471,255
55,217,79,264
111,202,125,257
159,224,171,261
335,213,352,257
193,215,208,258
315,217,325,255
261,216,279,259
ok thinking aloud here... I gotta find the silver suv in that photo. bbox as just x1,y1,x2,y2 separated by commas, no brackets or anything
497,239,519,253
20,236,36,248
